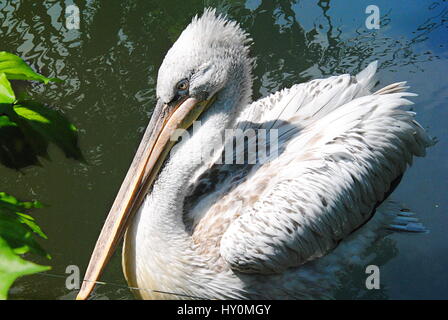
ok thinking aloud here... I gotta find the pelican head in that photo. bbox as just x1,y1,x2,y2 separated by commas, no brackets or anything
157,9,253,116
77,9,254,299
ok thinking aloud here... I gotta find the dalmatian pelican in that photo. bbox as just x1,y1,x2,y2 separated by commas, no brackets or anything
76,9,433,300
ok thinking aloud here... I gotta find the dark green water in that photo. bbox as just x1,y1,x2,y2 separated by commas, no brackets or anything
1,0,447,299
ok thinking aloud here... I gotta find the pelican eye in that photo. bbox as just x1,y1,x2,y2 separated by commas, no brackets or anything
176,79,189,94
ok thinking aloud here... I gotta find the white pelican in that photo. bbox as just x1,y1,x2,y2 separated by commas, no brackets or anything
77,9,433,300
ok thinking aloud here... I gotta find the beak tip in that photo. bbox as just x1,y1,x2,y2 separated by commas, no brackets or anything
75,292,87,300
75,282,93,300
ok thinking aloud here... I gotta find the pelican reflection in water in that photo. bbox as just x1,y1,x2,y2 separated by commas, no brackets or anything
77,9,433,299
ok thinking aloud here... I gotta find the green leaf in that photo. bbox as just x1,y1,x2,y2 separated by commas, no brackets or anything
0,236,50,300
0,192,50,299
0,192,21,206
0,192,47,239
0,217,49,258
0,52,61,84
0,72,15,103
13,101,84,161
0,192,49,256
0,52,81,169
8,109,50,162
0,115,17,128
0,112,40,169
0,100,83,169
14,106,51,123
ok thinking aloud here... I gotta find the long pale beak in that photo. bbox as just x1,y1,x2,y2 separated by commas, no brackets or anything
76,95,213,300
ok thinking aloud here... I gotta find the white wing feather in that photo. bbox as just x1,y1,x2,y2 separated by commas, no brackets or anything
236,61,378,132
214,62,433,273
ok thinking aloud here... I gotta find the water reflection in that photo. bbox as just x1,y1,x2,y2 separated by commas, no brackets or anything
0,0,446,299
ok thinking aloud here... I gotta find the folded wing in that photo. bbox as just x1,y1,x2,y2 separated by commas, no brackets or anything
187,62,433,274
